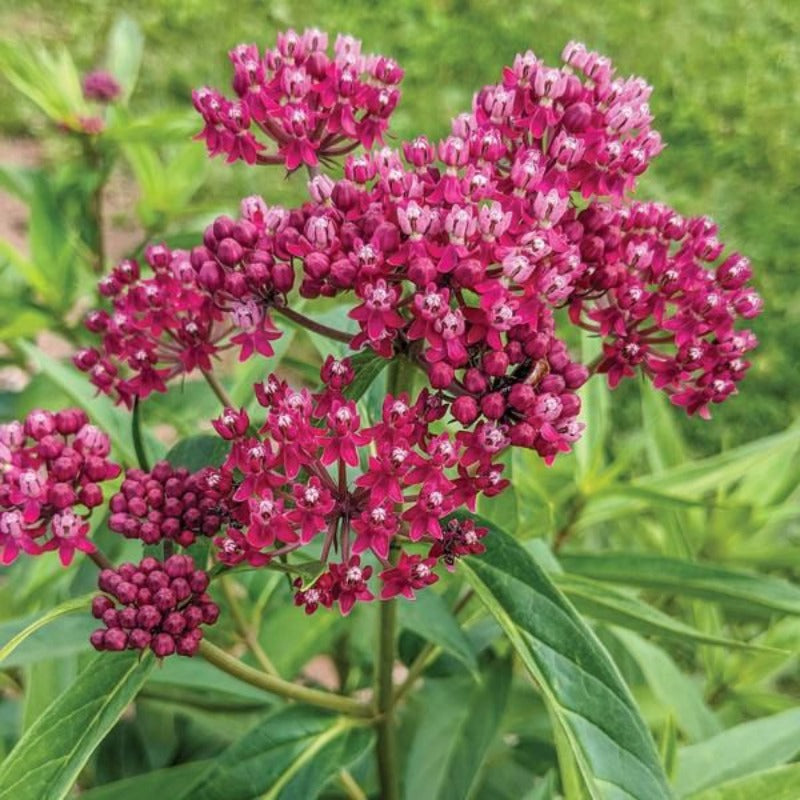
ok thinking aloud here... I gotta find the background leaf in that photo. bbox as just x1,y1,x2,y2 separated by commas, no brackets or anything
0,653,154,800
403,657,511,800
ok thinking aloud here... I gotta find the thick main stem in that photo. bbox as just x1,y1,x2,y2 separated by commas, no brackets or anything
374,359,404,800
375,594,399,800
199,639,373,717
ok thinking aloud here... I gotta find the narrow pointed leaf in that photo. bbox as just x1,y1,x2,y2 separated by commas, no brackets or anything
460,516,671,800
79,762,212,800
398,588,479,676
0,653,154,800
0,594,93,664
685,764,800,800
403,658,511,799
673,708,800,797
176,706,371,800
561,553,800,617
612,629,720,743
554,574,770,650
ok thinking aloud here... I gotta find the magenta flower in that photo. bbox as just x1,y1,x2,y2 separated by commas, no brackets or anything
0,409,120,566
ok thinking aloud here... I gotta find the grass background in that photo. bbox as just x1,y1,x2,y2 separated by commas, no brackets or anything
0,0,797,448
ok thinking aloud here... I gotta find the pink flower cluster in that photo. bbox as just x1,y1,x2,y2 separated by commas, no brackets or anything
61,30,762,635
208,362,491,614
193,29,403,170
108,461,228,546
74,243,282,407
91,554,218,657
571,202,760,416
0,409,120,565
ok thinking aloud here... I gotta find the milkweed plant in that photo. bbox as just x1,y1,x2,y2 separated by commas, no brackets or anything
0,27,764,800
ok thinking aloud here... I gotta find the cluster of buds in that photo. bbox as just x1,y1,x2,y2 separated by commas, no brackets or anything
193,29,403,170
74,243,282,406
209,364,494,613
0,409,120,565
107,461,229,546
91,555,218,657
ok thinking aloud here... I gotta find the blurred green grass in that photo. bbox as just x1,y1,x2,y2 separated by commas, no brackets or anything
0,0,797,449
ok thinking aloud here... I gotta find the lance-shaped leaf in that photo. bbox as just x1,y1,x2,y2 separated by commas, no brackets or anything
460,516,672,800
79,762,211,800
554,573,772,650
0,652,154,800
685,764,800,800
560,553,800,617
398,588,479,676
175,705,372,800
403,657,511,800
672,708,800,797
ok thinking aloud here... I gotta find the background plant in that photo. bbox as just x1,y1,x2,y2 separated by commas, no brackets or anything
0,6,799,800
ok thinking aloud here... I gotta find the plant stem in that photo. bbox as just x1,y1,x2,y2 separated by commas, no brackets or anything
339,769,368,800
272,305,352,344
375,595,399,800
374,357,403,800
131,398,150,471
198,639,373,718
393,642,441,705
200,369,235,408
220,574,280,676
88,549,113,571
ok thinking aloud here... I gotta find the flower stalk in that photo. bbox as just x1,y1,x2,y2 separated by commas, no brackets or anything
198,639,373,717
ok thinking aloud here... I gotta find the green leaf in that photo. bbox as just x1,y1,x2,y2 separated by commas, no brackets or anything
0,653,154,800
560,553,800,617
673,708,800,797
16,340,137,465
343,348,390,402
634,427,800,500
0,239,51,300
554,573,770,650
612,629,720,743
460,516,672,800
0,613,95,668
0,163,35,203
398,588,479,677
685,764,800,800
175,706,371,800
640,384,687,472
79,761,212,800
0,594,93,664
403,658,511,800
165,435,229,472
105,15,144,104
0,309,50,341
21,657,78,733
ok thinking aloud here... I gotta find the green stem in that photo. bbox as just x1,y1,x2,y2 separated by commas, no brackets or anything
375,594,399,800
374,359,404,800
201,368,235,408
339,768,368,800
131,398,150,472
198,639,373,718
220,575,280,677
273,304,352,344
